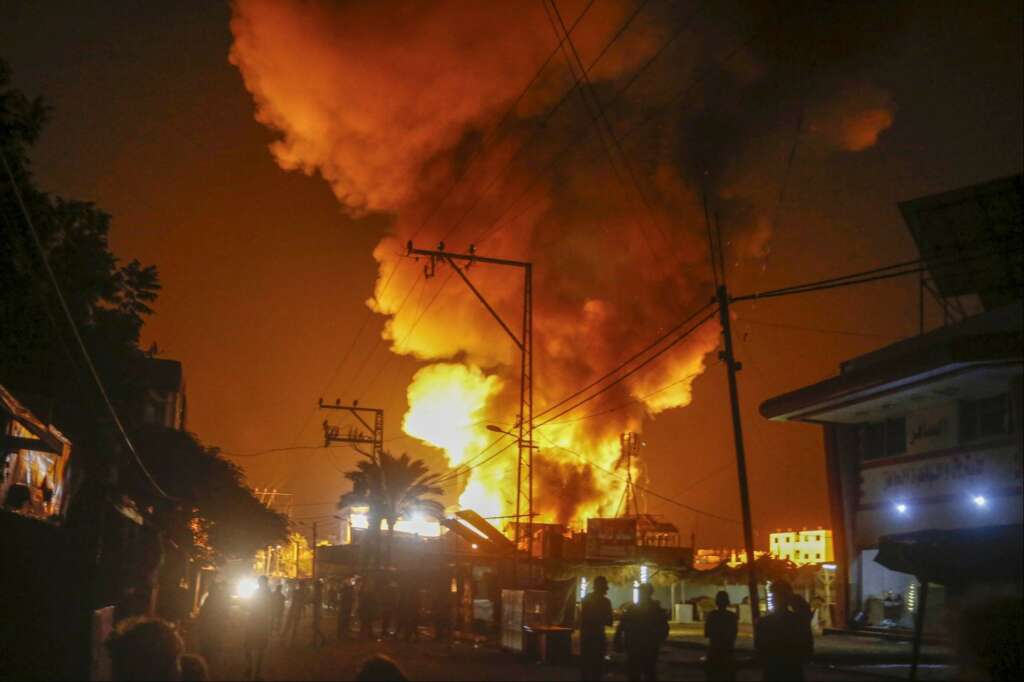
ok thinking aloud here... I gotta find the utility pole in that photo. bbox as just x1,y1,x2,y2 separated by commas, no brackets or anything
616,432,641,518
716,285,761,622
318,399,384,460
407,241,535,585
312,522,318,581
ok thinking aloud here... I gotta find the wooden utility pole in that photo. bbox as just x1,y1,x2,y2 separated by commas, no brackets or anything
312,522,318,580
716,285,761,622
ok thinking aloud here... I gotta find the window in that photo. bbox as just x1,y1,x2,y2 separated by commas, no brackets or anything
816,553,822,559
860,417,907,460
960,394,1010,443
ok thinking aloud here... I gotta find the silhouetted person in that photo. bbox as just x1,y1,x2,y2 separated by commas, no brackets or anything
338,577,356,639
579,575,614,681
615,583,669,681
431,578,452,641
395,576,420,642
284,581,308,646
379,578,399,638
270,584,286,633
754,580,813,681
355,654,408,681
311,579,327,647
197,582,230,666
179,654,208,682
244,576,273,679
105,616,183,681
359,577,380,639
704,591,739,681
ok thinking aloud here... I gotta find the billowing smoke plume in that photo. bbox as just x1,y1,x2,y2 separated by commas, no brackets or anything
230,0,896,526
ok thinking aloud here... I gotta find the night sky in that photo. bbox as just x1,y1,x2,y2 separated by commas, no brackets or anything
2,0,1021,547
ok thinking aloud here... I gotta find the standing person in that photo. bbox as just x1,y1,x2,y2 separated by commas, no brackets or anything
704,591,739,681
105,616,184,681
311,579,327,647
578,575,614,681
754,580,813,681
197,581,230,666
379,578,398,639
395,575,420,642
338,577,356,640
243,576,272,680
614,583,669,681
283,581,308,647
270,584,286,634
359,576,379,640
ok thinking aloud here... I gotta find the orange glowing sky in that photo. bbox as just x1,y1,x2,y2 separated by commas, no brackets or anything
2,0,1021,545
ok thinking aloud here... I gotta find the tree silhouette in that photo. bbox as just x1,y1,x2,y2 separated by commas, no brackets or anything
337,450,444,567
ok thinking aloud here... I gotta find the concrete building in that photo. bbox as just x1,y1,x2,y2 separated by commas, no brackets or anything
760,177,1022,630
769,529,834,566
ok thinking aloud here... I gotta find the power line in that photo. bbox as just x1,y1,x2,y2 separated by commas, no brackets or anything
1,150,171,499
536,306,718,429
534,301,716,422
537,433,740,524
740,318,900,339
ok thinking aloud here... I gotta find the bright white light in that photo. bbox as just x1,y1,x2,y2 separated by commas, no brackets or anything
235,577,258,599
632,580,639,605
972,495,987,508
822,563,837,571
471,543,478,550
579,577,588,600
640,564,649,584
895,503,908,515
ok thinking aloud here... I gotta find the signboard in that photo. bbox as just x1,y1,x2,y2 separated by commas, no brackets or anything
586,518,637,560
859,444,1022,507
905,404,957,456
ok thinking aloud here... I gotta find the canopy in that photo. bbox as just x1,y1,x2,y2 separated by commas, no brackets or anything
875,524,1024,586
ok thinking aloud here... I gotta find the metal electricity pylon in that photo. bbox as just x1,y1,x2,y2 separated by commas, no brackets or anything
318,398,384,460
407,241,535,583
615,432,642,518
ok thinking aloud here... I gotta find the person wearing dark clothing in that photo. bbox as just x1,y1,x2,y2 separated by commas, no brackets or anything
105,617,183,682
395,577,420,642
311,579,327,647
579,575,614,681
379,579,398,638
615,583,669,681
431,579,453,641
197,582,230,666
754,580,813,681
244,576,273,680
359,577,380,640
704,591,739,681
283,582,308,647
179,654,209,682
270,584,286,633
338,578,356,639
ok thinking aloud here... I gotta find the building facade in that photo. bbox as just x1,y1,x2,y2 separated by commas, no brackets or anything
761,302,1022,628
769,529,834,566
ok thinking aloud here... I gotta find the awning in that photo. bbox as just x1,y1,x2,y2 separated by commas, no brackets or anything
874,524,1023,586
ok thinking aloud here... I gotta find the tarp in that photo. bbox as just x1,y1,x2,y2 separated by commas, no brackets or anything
875,524,1024,586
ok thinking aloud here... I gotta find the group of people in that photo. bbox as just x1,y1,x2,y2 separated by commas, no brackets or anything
576,576,813,682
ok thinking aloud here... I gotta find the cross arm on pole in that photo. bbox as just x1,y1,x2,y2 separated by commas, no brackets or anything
443,256,523,350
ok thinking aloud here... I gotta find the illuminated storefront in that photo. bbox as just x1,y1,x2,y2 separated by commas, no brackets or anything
761,301,1022,629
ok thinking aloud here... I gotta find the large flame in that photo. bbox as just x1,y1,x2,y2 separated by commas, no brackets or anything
231,0,897,529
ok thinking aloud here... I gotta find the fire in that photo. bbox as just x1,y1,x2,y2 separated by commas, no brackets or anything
230,0,898,530
402,363,501,467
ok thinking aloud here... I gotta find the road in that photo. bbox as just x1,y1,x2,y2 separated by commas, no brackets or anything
190,610,957,681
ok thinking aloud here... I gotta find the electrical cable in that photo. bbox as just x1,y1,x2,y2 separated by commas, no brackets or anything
1,150,172,499
536,306,718,428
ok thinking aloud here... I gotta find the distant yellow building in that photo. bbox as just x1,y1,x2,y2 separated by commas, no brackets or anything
770,529,834,565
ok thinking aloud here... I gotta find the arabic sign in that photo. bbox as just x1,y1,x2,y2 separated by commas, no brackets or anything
859,444,1022,507
586,518,637,560
905,404,957,455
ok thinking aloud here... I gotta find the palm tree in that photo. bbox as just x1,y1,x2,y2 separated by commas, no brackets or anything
337,450,445,567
